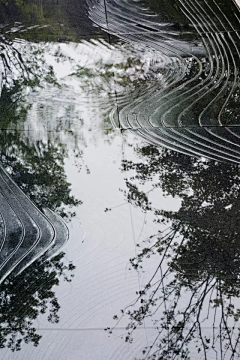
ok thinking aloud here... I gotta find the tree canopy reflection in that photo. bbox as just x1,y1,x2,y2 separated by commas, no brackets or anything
108,146,240,359
0,16,83,352
0,126,79,351
0,251,75,352
0,130,82,219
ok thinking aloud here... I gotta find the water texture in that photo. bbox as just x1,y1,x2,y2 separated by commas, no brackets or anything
1,0,240,359
87,0,240,162
0,164,69,283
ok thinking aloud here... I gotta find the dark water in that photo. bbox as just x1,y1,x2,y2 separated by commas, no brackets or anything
0,0,240,359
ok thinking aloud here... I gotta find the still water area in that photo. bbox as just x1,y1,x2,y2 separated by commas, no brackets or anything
0,0,240,359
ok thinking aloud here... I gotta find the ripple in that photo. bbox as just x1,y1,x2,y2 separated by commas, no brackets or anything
87,0,240,162
0,165,69,284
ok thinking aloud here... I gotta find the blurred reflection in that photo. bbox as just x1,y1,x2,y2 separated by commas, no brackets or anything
107,146,240,359
0,0,101,41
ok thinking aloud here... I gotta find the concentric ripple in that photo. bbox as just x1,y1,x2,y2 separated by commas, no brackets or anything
0,165,69,284
87,0,240,162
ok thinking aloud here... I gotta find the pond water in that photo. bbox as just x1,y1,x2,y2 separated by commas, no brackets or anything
1,0,240,359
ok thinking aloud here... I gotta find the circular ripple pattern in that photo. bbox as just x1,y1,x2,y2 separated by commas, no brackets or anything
87,0,240,163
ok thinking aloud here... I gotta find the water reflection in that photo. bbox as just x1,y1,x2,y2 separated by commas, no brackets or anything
2,0,240,357
0,127,79,350
0,17,86,349
107,145,240,359
88,0,240,162
0,0,101,40
0,251,75,352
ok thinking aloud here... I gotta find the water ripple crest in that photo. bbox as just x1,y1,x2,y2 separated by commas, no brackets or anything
0,165,69,284
87,0,240,162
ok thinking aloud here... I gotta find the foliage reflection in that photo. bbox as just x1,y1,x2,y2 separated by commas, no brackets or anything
108,146,240,359
0,252,75,352
0,9,82,351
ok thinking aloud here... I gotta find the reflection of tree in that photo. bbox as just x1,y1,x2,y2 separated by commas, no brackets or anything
0,0,103,42
0,39,82,219
110,146,240,359
0,251,75,352
0,0,75,42
70,47,170,98
0,86,79,350
0,131,82,219
0,19,81,352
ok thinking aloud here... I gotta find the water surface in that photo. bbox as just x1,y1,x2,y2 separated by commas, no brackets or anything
1,0,240,359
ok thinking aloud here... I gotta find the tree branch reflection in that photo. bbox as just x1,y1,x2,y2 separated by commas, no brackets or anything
109,146,240,359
